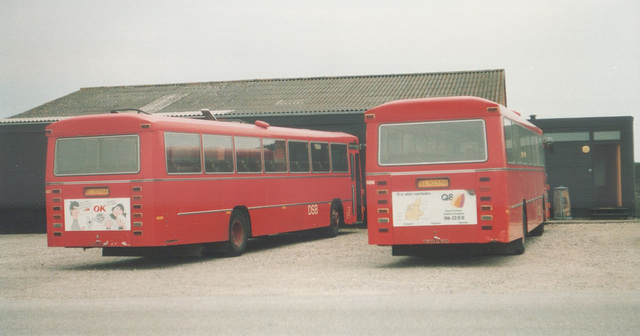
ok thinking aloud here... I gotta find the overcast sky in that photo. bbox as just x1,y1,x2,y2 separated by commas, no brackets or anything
1,0,639,155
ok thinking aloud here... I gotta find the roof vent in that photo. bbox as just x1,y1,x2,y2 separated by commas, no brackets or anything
255,120,270,129
201,109,217,120
110,108,150,115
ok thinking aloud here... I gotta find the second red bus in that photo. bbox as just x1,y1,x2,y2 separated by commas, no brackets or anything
365,96,548,255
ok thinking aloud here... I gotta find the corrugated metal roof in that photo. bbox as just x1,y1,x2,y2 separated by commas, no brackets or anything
9,69,506,119
0,111,237,124
0,117,68,124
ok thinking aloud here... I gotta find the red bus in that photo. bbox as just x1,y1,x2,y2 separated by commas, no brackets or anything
46,111,364,257
365,96,547,256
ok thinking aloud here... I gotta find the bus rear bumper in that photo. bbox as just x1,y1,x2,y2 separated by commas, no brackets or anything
102,244,205,257
391,241,518,257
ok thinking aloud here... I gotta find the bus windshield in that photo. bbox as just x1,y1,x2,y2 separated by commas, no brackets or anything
54,135,140,176
378,119,487,165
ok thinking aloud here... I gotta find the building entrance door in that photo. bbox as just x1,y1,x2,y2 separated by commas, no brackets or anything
591,144,622,208
545,141,593,217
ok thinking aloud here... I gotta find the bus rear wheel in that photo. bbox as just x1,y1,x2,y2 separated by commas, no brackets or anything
324,203,341,238
510,236,525,255
530,201,545,236
530,222,544,236
224,211,249,257
505,204,527,255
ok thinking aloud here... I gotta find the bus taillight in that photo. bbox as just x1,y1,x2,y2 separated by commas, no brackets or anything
131,186,144,234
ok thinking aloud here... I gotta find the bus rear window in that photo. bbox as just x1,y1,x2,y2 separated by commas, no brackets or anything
54,135,140,176
378,119,487,165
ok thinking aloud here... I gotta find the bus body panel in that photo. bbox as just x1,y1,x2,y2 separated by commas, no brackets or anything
365,96,546,252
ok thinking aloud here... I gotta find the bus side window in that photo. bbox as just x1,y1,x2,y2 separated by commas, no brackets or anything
289,141,310,173
264,138,287,173
311,142,330,173
235,137,262,173
203,134,234,173
330,143,348,173
165,133,202,174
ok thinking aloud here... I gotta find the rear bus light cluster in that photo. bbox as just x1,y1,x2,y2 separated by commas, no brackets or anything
478,176,493,230
50,189,63,236
131,186,144,236
375,180,390,232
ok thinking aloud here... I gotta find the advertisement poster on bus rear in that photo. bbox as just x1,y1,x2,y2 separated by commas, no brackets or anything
64,198,131,231
392,190,477,226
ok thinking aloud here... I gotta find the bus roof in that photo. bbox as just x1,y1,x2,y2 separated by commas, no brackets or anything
46,113,358,141
365,96,538,132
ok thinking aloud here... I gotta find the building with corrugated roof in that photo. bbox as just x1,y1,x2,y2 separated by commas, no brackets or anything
1,68,636,234
1,69,508,233
12,70,507,118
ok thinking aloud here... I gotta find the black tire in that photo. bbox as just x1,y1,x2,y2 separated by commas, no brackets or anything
530,200,545,237
530,222,545,236
224,211,249,257
324,203,341,238
507,203,527,255
510,237,525,255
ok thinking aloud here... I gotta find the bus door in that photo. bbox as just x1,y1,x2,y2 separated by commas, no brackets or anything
350,152,364,222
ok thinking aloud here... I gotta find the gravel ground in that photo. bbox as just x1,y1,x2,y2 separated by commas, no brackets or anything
1,220,639,300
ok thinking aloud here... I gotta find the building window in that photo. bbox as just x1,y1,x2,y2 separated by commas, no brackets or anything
545,132,589,142
593,131,621,141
